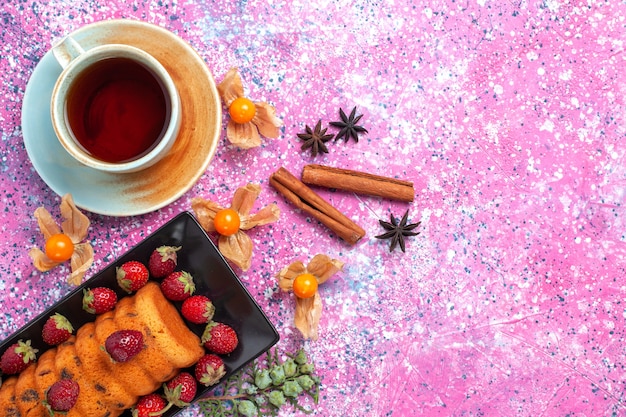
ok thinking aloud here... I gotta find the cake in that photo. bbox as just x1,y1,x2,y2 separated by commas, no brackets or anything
15,360,50,417
133,281,205,369
0,282,204,416
33,347,58,413
73,322,129,416
111,292,179,382
55,335,112,417
93,308,159,397
0,375,19,416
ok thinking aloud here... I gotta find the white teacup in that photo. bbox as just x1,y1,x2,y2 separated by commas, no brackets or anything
50,36,181,173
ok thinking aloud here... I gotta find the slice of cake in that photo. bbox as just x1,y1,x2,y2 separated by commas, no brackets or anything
93,305,160,397
55,336,121,417
92,311,143,410
0,376,20,416
73,322,124,417
112,293,178,382
133,282,204,369
53,337,85,417
14,362,45,416
33,346,58,414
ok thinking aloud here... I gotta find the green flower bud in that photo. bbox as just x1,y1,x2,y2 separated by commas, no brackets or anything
237,400,258,416
254,369,272,390
268,390,286,407
298,363,315,374
282,380,304,397
245,384,258,395
283,359,297,377
254,394,267,405
294,349,308,365
269,365,286,385
296,375,316,390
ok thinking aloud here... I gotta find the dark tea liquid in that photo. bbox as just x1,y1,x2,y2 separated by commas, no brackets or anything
66,57,169,163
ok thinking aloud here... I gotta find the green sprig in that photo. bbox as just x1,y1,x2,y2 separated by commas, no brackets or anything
197,348,320,416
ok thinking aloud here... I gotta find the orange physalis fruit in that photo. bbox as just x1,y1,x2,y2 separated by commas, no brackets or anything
292,273,318,299
44,233,74,262
213,208,241,236
228,97,256,124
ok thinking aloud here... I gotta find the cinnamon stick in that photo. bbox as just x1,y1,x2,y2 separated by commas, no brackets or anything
269,167,365,245
301,164,414,202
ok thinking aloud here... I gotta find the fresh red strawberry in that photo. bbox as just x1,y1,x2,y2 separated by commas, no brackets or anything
181,295,215,324
0,339,38,374
201,322,238,355
104,329,144,363
132,393,166,417
82,287,118,314
194,353,226,387
46,379,80,412
160,271,196,301
42,313,74,345
148,245,181,278
164,371,197,406
116,261,149,293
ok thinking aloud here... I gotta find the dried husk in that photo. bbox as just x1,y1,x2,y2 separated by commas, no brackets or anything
277,255,344,340
33,207,62,240
28,247,59,272
29,194,93,285
277,261,307,292
226,120,262,149
217,67,282,149
252,101,282,138
191,198,223,233
232,183,261,216
217,67,244,107
243,204,280,230
191,184,280,271
69,243,94,286
59,194,90,243
234,183,280,229
306,254,344,285
218,232,254,271
294,292,323,341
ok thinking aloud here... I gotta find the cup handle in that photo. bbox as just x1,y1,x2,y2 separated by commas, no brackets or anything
52,36,85,69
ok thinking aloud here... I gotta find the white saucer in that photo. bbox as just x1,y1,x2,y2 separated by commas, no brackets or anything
22,19,222,216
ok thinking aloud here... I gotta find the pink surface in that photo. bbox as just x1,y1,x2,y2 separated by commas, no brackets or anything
1,1,626,416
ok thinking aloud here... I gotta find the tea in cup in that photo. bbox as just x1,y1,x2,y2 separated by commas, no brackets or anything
50,36,181,173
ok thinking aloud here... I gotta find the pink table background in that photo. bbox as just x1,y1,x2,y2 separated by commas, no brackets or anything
2,1,626,416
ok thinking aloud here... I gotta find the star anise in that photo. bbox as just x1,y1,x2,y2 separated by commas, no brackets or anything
375,210,421,253
298,120,334,157
329,106,368,142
